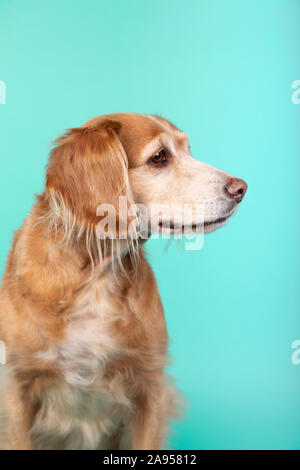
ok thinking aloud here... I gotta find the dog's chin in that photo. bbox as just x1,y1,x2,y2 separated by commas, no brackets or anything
203,206,239,233
203,215,230,233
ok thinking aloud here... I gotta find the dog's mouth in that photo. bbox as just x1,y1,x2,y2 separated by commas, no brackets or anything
158,211,235,234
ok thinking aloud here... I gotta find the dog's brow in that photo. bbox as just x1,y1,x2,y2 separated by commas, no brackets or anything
175,132,189,148
140,134,174,160
145,114,188,142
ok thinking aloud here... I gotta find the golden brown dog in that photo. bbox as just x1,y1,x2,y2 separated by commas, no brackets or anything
0,113,247,449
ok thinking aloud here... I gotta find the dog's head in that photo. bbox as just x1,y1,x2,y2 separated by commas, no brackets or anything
46,113,247,245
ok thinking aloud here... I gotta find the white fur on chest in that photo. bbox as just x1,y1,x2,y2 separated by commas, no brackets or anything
41,279,120,385
34,279,130,449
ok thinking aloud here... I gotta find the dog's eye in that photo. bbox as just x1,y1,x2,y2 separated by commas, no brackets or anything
149,149,168,166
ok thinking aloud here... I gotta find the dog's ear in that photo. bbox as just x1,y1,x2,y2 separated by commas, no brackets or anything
46,122,135,238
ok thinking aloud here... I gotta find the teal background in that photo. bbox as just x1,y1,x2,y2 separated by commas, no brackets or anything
1,0,300,450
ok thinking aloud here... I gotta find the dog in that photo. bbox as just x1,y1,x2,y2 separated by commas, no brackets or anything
0,113,247,449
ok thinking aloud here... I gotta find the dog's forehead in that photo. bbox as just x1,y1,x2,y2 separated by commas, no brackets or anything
84,113,188,166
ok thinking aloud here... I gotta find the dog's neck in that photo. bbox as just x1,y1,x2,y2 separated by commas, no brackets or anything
13,193,141,313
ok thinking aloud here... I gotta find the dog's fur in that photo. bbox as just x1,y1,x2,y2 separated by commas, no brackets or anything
0,113,246,449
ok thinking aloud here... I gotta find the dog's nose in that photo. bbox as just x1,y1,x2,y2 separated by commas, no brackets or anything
224,178,248,202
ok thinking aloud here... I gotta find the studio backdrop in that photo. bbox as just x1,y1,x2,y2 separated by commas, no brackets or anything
0,0,300,450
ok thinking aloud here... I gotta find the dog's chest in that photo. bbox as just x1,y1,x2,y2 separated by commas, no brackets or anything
45,280,121,384
34,281,130,449
60,287,119,385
